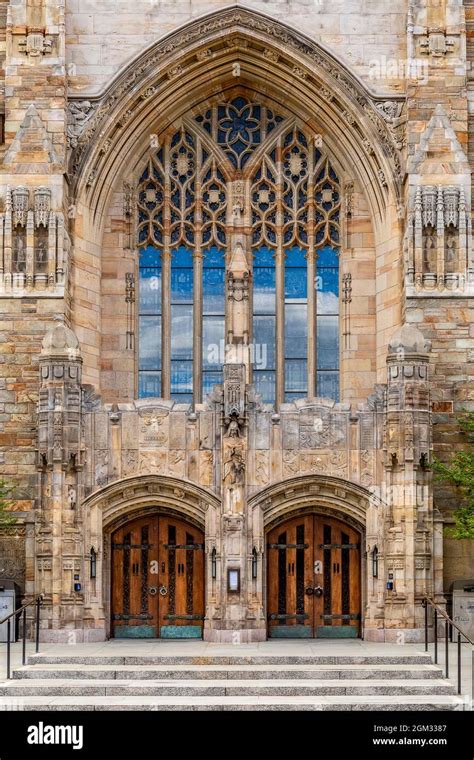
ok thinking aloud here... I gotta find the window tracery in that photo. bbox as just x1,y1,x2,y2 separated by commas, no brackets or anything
137,95,341,405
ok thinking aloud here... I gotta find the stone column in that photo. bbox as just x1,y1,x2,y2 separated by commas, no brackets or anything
366,324,438,643
35,321,89,642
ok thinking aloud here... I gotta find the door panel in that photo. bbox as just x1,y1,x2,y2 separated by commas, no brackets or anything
267,515,313,637
158,517,204,638
267,514,361,638
111,515,204,639
112,516,159,638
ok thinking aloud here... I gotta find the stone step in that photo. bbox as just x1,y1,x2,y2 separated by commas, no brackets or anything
0,678,457,697
0,694,464,711
26,654,434,666
11,663,445,681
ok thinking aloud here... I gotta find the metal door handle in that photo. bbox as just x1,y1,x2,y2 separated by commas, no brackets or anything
306,585,324,597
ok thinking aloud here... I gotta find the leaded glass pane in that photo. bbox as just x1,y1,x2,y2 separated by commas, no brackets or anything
317,371,339,401
253,315,275,370
203,317,225,368
139,316,161,370
254,370,276,403
285,359,307,395
139,371,161,398
317,315,339,370
285,304,307,359
171,305,193,361
171,360,193,399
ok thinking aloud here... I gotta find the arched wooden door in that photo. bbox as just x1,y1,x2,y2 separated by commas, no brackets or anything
267,514,361,638
111,515,204,638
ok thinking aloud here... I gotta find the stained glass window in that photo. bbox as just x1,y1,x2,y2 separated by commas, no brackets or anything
138,245,161,397
137,98,340,405
253,246,276,402
317,245,339,400
202,246,225,398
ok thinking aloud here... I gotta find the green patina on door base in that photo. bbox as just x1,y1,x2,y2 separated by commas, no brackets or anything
114,625,157,638
268,625,312,638
160,625,203,639
317,625,359,638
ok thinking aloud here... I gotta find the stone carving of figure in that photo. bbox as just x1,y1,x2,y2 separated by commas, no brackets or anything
225,410,243,438
13,237,26,272
224,447,245,485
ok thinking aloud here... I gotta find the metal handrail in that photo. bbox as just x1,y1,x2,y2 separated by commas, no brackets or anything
422,596,473,695
0,594,43,679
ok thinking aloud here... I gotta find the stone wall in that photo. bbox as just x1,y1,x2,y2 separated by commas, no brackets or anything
65,0,407,95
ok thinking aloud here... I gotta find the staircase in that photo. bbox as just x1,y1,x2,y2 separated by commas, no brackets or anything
0,652,465,710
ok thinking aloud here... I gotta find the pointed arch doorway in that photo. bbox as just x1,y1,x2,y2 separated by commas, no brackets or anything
111,513,204,638
267,513,361,638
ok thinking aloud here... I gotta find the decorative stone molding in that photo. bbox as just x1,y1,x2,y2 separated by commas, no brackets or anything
66,7,401,206
0,186,67,296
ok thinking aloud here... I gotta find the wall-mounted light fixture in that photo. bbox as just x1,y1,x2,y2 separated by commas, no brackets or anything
252,547,258,579
90,547,97,579
211,547,217,580
372,546,378,578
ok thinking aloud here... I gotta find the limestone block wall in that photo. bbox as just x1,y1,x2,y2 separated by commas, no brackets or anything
408,296,474,585
65,0,407,95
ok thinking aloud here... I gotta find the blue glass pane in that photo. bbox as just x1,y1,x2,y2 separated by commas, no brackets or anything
203,371,223,397
285,360,307,393
254,267,276,314
203,317,225,368
139,245,161,268
171,360,193,396
286,246,306,267
254,245,275,266
317,371,339,401
317,244,339,267
171,268,194,303
203,246,225,268
285,304,307,358
317,316,339,370
317,267,338,315
253,315,275,370
285,268,307,300
172,245,194,267
139,371,161,398
254,370,275,404
139,268,161,314
139,316,161,370
171,305,193,360
203,268,225,314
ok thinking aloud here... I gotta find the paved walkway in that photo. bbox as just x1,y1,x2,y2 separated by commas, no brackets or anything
1,638,472,706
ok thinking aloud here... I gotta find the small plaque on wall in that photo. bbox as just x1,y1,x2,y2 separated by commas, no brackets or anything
227,568,240,593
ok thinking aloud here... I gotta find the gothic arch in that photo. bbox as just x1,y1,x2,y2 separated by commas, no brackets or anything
249,474,379,532
82,474,220,638
83,473,219,532
68,6,403,241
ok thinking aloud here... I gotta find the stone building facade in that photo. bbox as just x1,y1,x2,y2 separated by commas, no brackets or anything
0,0,472,642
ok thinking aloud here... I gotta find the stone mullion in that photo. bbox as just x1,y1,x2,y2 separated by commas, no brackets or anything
307,156,316,399
275,138,285,407
194,153,203,405
436,186,445,285
162,139,172,399
26,210,34,287
48,211,56,285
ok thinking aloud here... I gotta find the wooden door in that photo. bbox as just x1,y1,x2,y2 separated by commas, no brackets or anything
267,514,361,638
157,517,204,638
112,515,159,638
111,515,204,639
